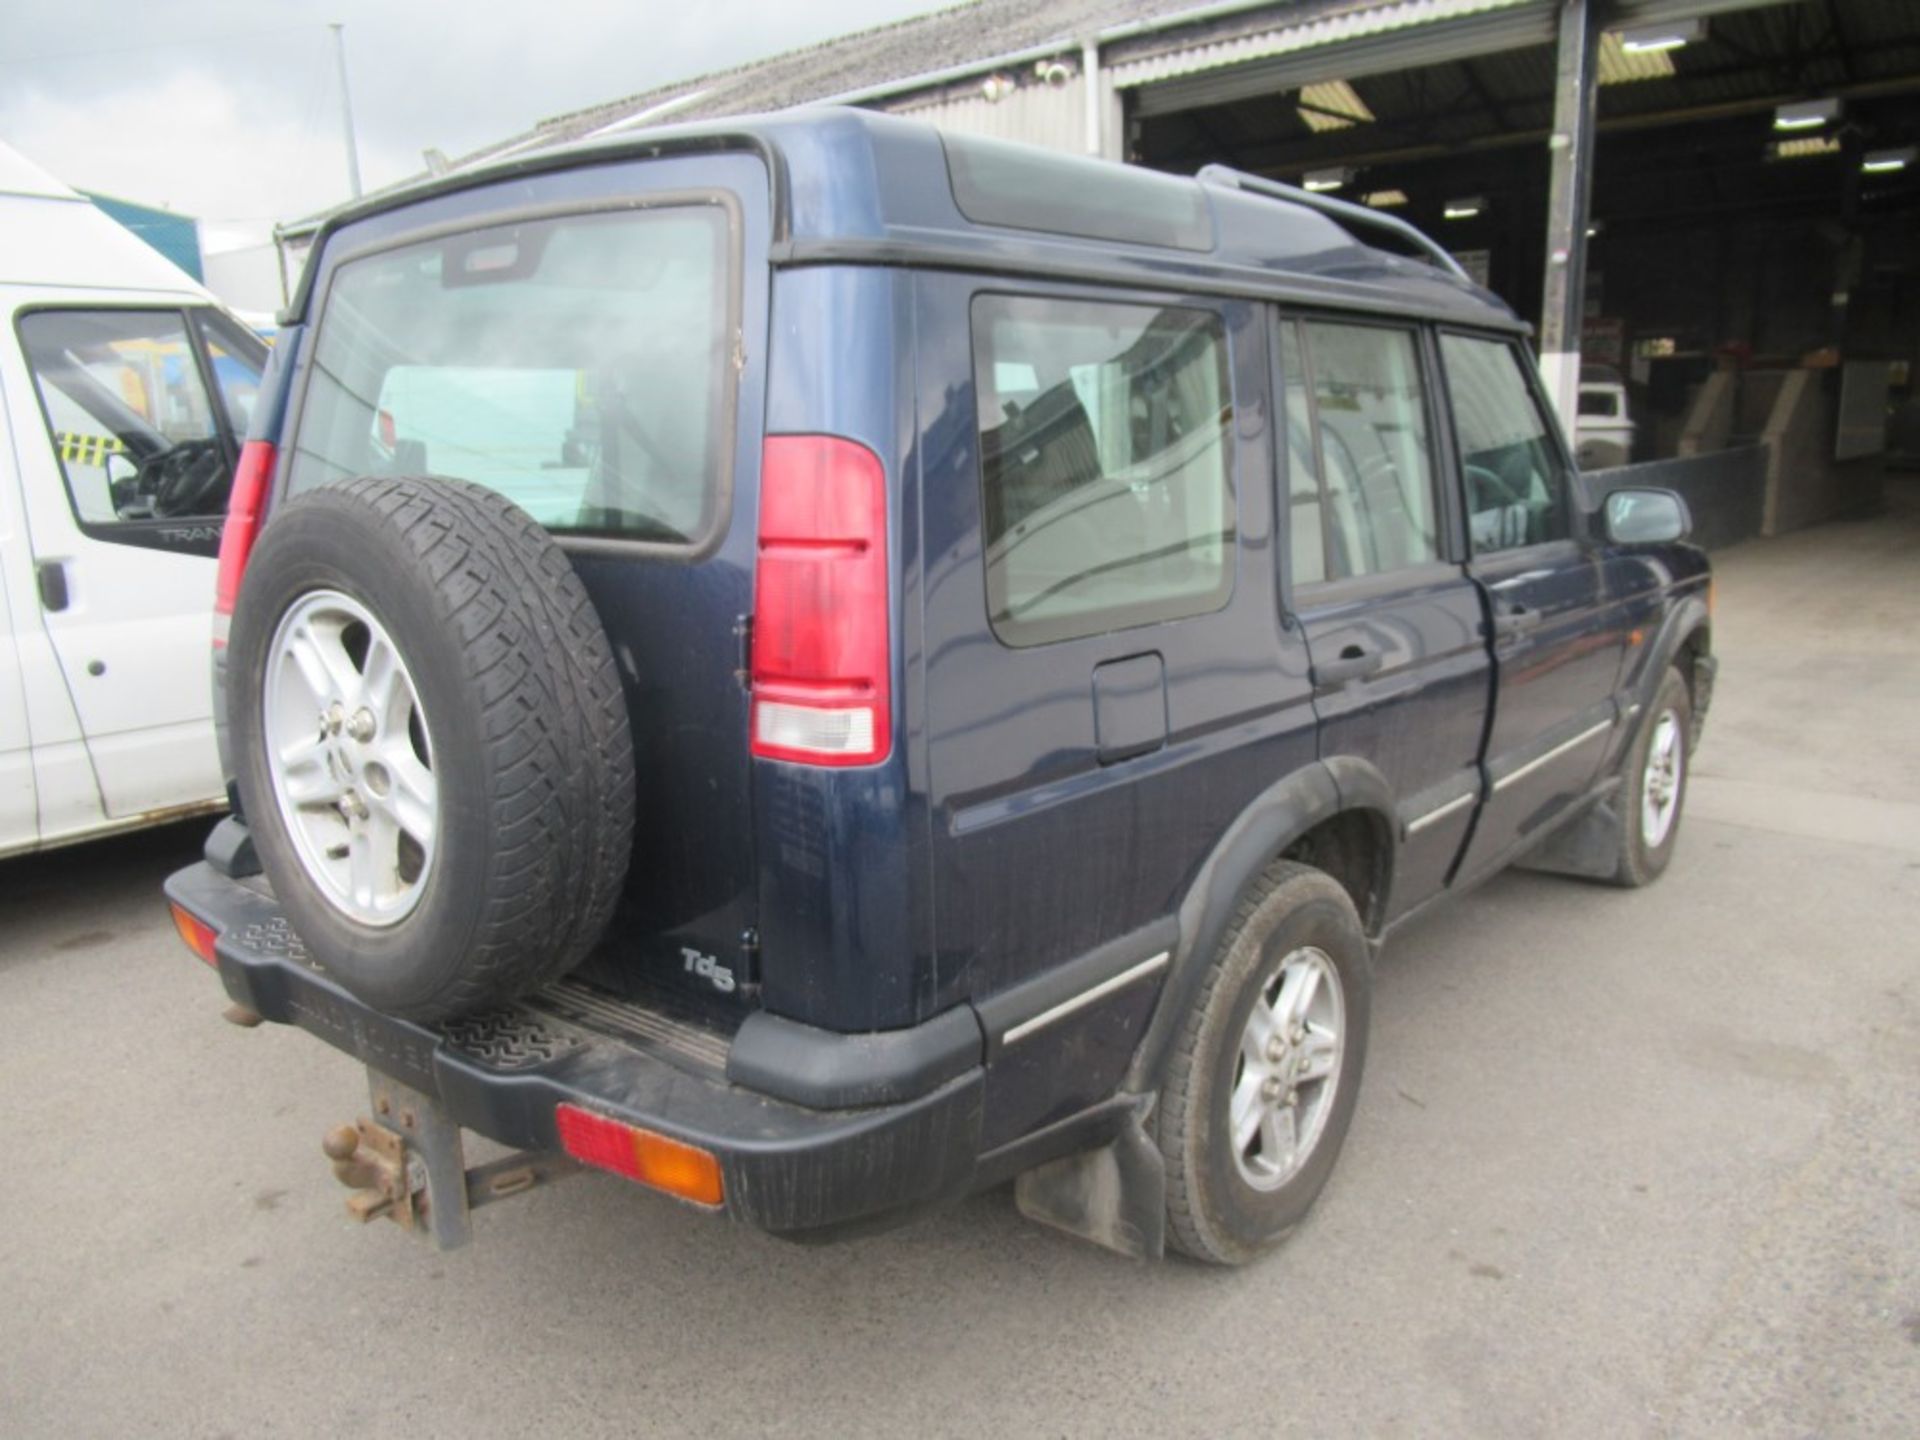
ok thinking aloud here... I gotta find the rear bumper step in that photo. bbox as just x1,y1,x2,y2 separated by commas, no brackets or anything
165,862,983,1237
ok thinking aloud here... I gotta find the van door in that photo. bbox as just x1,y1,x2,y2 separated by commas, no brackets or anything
1278,316,1489,919
0,545,36,854
2,305,263,818
1437,331,1629,878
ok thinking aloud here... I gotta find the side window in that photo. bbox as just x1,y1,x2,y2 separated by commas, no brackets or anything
1441,333,1571,554
18,309,252,525
1284,319,1439,582
973,294,1235,647
1278,321,1326,587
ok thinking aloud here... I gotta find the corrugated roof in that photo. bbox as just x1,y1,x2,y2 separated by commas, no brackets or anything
1104,0,1535,87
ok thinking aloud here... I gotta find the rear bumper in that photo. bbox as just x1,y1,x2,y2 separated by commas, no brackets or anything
165,861,983,1237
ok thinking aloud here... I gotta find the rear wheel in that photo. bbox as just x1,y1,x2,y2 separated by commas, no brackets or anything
228,476,635,1021
1157,863,1371,1265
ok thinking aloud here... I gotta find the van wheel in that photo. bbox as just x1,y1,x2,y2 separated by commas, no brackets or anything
1611,667,1691,887
226,476,635,1021
1156,862,1371,1265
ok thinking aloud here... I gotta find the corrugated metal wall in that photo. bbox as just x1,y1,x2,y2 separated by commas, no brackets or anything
886,76,1090,152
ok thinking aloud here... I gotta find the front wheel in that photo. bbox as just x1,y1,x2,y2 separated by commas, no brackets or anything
1156,863,1372,1265
1612,666,1692,887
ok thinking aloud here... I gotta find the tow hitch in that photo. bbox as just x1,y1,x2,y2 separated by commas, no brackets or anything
323,1069,578,1249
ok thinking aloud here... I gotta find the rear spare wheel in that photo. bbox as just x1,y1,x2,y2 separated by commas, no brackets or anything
226,476,635,1021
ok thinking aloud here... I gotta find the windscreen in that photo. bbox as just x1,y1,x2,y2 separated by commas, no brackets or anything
288,203,733,545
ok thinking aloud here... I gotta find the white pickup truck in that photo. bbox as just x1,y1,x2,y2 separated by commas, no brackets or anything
1574,367,1635,469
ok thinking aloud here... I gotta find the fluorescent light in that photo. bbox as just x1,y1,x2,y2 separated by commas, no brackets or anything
1770,136,1841,160
1862,147,1916,174
1303,167,1349,193
1586,222,1601,237
1363,189,1408,209
1443,197,1484,221
1774,99,1840,131
1618,18,1703,53
1598,32,1675,84
1297,80,1374,133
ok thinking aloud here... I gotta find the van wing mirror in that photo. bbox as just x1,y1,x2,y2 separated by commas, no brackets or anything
1604,487,1690,546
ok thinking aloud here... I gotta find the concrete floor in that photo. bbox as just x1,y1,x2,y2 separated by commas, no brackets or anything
2,494,1916,1438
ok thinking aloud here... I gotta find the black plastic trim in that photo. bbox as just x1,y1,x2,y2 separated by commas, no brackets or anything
726,1004,984,1109
202,816,261,878
163,861,981,1237
975,917,1181,1063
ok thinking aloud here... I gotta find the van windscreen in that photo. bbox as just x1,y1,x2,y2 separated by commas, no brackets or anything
288,203,734,546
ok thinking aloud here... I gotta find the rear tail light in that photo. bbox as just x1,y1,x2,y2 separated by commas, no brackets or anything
750,435,891,767
554,1104,724,1207
213,440,276,641
169,903,218,966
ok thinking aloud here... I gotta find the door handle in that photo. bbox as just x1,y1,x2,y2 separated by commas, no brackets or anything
1493,603,1541,637
1313,642,1384,687
37,560,69,613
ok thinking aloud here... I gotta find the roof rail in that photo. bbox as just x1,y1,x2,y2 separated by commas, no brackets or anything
1195,163,1470,282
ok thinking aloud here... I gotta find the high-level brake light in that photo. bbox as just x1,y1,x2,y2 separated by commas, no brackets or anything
749,435,892,767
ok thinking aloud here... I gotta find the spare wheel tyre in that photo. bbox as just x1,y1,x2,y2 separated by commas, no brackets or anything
227,475,635,1021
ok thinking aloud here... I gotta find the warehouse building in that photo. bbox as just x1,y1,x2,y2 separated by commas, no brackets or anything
281,0,1920,533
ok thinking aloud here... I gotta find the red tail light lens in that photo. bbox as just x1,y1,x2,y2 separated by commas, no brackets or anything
169,903,218,966
554,1104,724,1207
750,435,891,766
214,440,276,625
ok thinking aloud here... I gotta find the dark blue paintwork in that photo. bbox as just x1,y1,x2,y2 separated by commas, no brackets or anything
235,108,1713,1196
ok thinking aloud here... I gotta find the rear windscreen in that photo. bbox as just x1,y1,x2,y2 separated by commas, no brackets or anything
288,202,734,546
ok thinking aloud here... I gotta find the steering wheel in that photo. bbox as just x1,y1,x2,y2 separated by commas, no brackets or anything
131,440,228,519
1466,462,1524,512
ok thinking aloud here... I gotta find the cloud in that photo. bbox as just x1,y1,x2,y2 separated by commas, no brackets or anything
0,0,946,243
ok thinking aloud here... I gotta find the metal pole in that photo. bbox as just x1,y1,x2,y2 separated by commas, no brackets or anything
1082,39,1103,157
1539,0,1598,430
330,22,363,200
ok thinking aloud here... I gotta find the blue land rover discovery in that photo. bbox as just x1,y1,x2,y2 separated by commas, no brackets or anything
166,108,1713,1265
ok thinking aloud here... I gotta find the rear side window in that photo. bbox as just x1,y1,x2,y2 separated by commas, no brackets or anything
1441,333,1571,553
289,203,735,547
972,294,1236,648
1282,318,1439,582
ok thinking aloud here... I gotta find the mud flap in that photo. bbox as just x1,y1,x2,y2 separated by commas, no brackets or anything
1013,1097,1165,1260
1512,795,1624,881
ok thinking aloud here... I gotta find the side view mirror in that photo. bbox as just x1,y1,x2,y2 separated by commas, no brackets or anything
1604,487,1690,546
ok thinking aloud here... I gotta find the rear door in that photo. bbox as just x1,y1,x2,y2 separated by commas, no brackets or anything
1439,331,1628,878
279,159,769,1007
1279,315,1489,919
4,304,262,818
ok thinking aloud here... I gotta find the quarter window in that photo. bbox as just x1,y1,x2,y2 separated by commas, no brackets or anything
1282,319,1439,583
972,295,1235,647
1442,334,1571,553
18,308,252,524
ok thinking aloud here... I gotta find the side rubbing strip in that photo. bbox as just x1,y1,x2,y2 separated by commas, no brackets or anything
1406,791,1475,837
1001,952,1171,1047
1493,719,1613,794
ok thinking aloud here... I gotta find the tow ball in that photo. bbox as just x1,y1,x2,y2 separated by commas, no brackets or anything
322,1069,578,1250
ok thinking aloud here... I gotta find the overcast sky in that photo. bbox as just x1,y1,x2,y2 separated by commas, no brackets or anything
1,0,947,251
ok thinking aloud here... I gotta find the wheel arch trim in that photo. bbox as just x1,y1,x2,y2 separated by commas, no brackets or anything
1122,760,1393,1094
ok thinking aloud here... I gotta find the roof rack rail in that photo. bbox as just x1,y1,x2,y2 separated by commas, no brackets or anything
1195,164,1470,283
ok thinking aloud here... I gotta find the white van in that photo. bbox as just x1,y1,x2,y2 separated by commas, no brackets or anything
0,143,266,857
